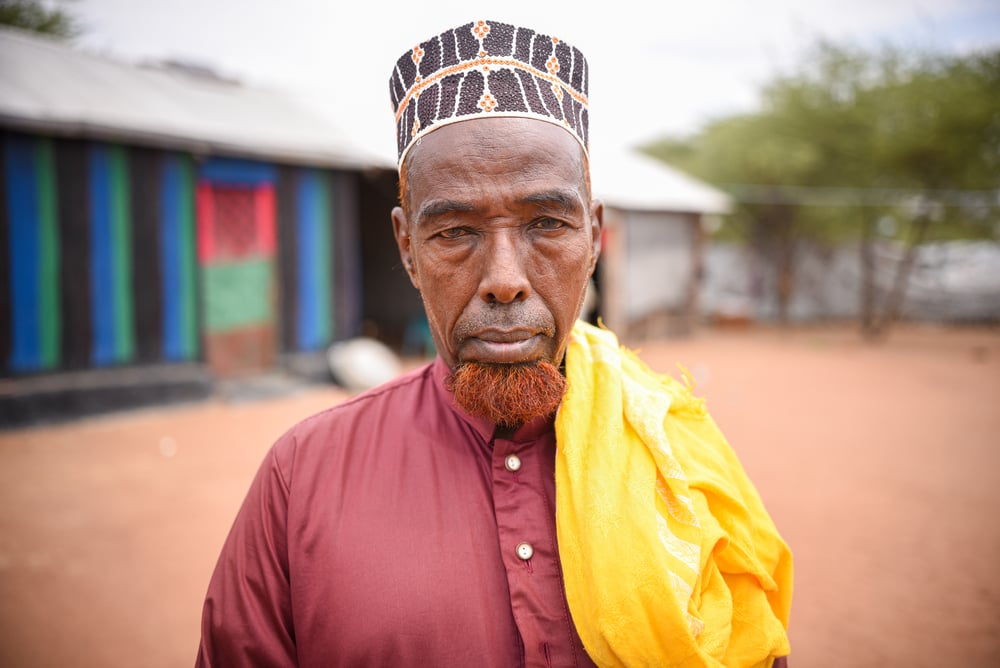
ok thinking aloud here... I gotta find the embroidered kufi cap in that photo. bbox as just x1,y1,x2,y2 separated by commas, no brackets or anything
389,19,589,168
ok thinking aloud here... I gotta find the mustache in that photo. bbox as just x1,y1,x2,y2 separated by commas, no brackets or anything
452,304,556,341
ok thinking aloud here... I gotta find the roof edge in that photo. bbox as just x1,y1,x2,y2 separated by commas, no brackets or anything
0,114,395,171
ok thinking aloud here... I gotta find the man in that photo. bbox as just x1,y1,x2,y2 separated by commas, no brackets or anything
197,19,792,667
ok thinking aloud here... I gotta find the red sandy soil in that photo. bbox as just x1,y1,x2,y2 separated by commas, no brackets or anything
1,322,998,668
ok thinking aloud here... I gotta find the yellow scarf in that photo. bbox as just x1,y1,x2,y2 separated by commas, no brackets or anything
555,321,793,667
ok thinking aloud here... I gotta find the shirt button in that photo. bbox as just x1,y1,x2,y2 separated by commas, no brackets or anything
516,542,534,561
505,454,522,472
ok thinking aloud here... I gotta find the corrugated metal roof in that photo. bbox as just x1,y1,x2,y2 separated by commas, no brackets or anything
0,27,392,170
591,141,732,215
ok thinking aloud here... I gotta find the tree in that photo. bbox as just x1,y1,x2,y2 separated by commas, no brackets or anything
644,41,1000,337
0,0,79,39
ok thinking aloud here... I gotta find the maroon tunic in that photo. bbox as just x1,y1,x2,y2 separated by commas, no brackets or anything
197,357,791,667
197,357,596,667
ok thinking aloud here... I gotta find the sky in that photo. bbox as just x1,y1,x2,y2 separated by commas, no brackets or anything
62,0,1000,165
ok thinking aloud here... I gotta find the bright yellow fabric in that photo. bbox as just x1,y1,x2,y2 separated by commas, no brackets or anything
555,320,793,667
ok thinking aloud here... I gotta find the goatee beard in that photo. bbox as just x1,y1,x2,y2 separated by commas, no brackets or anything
445,360,566,428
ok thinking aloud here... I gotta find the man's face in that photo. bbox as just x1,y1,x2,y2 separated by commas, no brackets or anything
392,117,603,371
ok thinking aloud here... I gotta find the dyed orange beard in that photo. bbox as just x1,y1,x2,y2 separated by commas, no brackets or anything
446,360,567,428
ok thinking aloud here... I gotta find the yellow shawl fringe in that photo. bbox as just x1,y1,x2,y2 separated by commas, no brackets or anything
555,320,793,667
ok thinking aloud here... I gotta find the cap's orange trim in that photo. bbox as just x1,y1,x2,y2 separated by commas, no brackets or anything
394,56,588,123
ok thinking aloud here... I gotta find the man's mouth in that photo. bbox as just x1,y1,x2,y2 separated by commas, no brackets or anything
462,329,545,364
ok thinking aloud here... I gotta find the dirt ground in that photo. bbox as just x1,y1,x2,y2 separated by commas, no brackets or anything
1,322,998,668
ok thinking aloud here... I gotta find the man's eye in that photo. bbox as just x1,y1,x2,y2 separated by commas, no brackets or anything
438,227,469,239
533,218,565,231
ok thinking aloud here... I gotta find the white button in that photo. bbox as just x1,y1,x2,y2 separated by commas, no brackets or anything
505,454,522,472
516,542,534,561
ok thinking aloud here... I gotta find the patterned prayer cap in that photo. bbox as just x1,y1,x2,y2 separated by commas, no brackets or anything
389,19,589,168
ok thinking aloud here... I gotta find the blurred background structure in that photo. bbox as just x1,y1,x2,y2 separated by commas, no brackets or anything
0,15,401,426
591,143,734,339
1,2,999,668
2,1,998,425
643,39,1000,335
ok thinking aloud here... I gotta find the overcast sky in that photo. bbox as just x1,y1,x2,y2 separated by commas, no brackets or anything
67,0,1000,164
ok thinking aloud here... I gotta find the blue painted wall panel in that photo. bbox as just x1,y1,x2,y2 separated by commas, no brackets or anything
294,170,333,351
199,157,276,186
4,135,40,371
296,170,320,350
88,145,116,366
161,155,183,361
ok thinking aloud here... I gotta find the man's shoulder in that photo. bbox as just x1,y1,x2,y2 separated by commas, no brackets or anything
286,360,438,441
262,359,455,489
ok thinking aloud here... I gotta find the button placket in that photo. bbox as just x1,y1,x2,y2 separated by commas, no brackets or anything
494,440,537,569
491,431,576,666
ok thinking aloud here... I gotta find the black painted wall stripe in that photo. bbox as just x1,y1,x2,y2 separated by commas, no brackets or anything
129,147,164,363
331,170,361,340
55,137,92,371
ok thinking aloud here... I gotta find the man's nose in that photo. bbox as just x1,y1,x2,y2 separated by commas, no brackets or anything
478,232,530,305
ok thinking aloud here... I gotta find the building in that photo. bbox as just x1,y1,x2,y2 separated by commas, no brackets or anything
0,27,396,426
590,143,732,342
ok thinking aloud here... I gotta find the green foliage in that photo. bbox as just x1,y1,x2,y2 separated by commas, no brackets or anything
643,40,1000,245
0,0,79,39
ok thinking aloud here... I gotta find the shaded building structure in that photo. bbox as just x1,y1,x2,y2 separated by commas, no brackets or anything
0,27,396,426
589,143,732,342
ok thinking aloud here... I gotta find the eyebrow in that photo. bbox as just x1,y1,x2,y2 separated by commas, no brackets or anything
520,188,582,214
415,198,476,223
415,188,583,226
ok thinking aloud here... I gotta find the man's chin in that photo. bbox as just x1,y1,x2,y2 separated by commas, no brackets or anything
446,360,566,428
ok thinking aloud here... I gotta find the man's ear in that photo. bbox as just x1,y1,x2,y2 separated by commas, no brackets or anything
391,206,420,290
588,199,604,276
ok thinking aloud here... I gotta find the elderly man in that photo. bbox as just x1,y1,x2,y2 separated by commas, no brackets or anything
197,19,792,668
